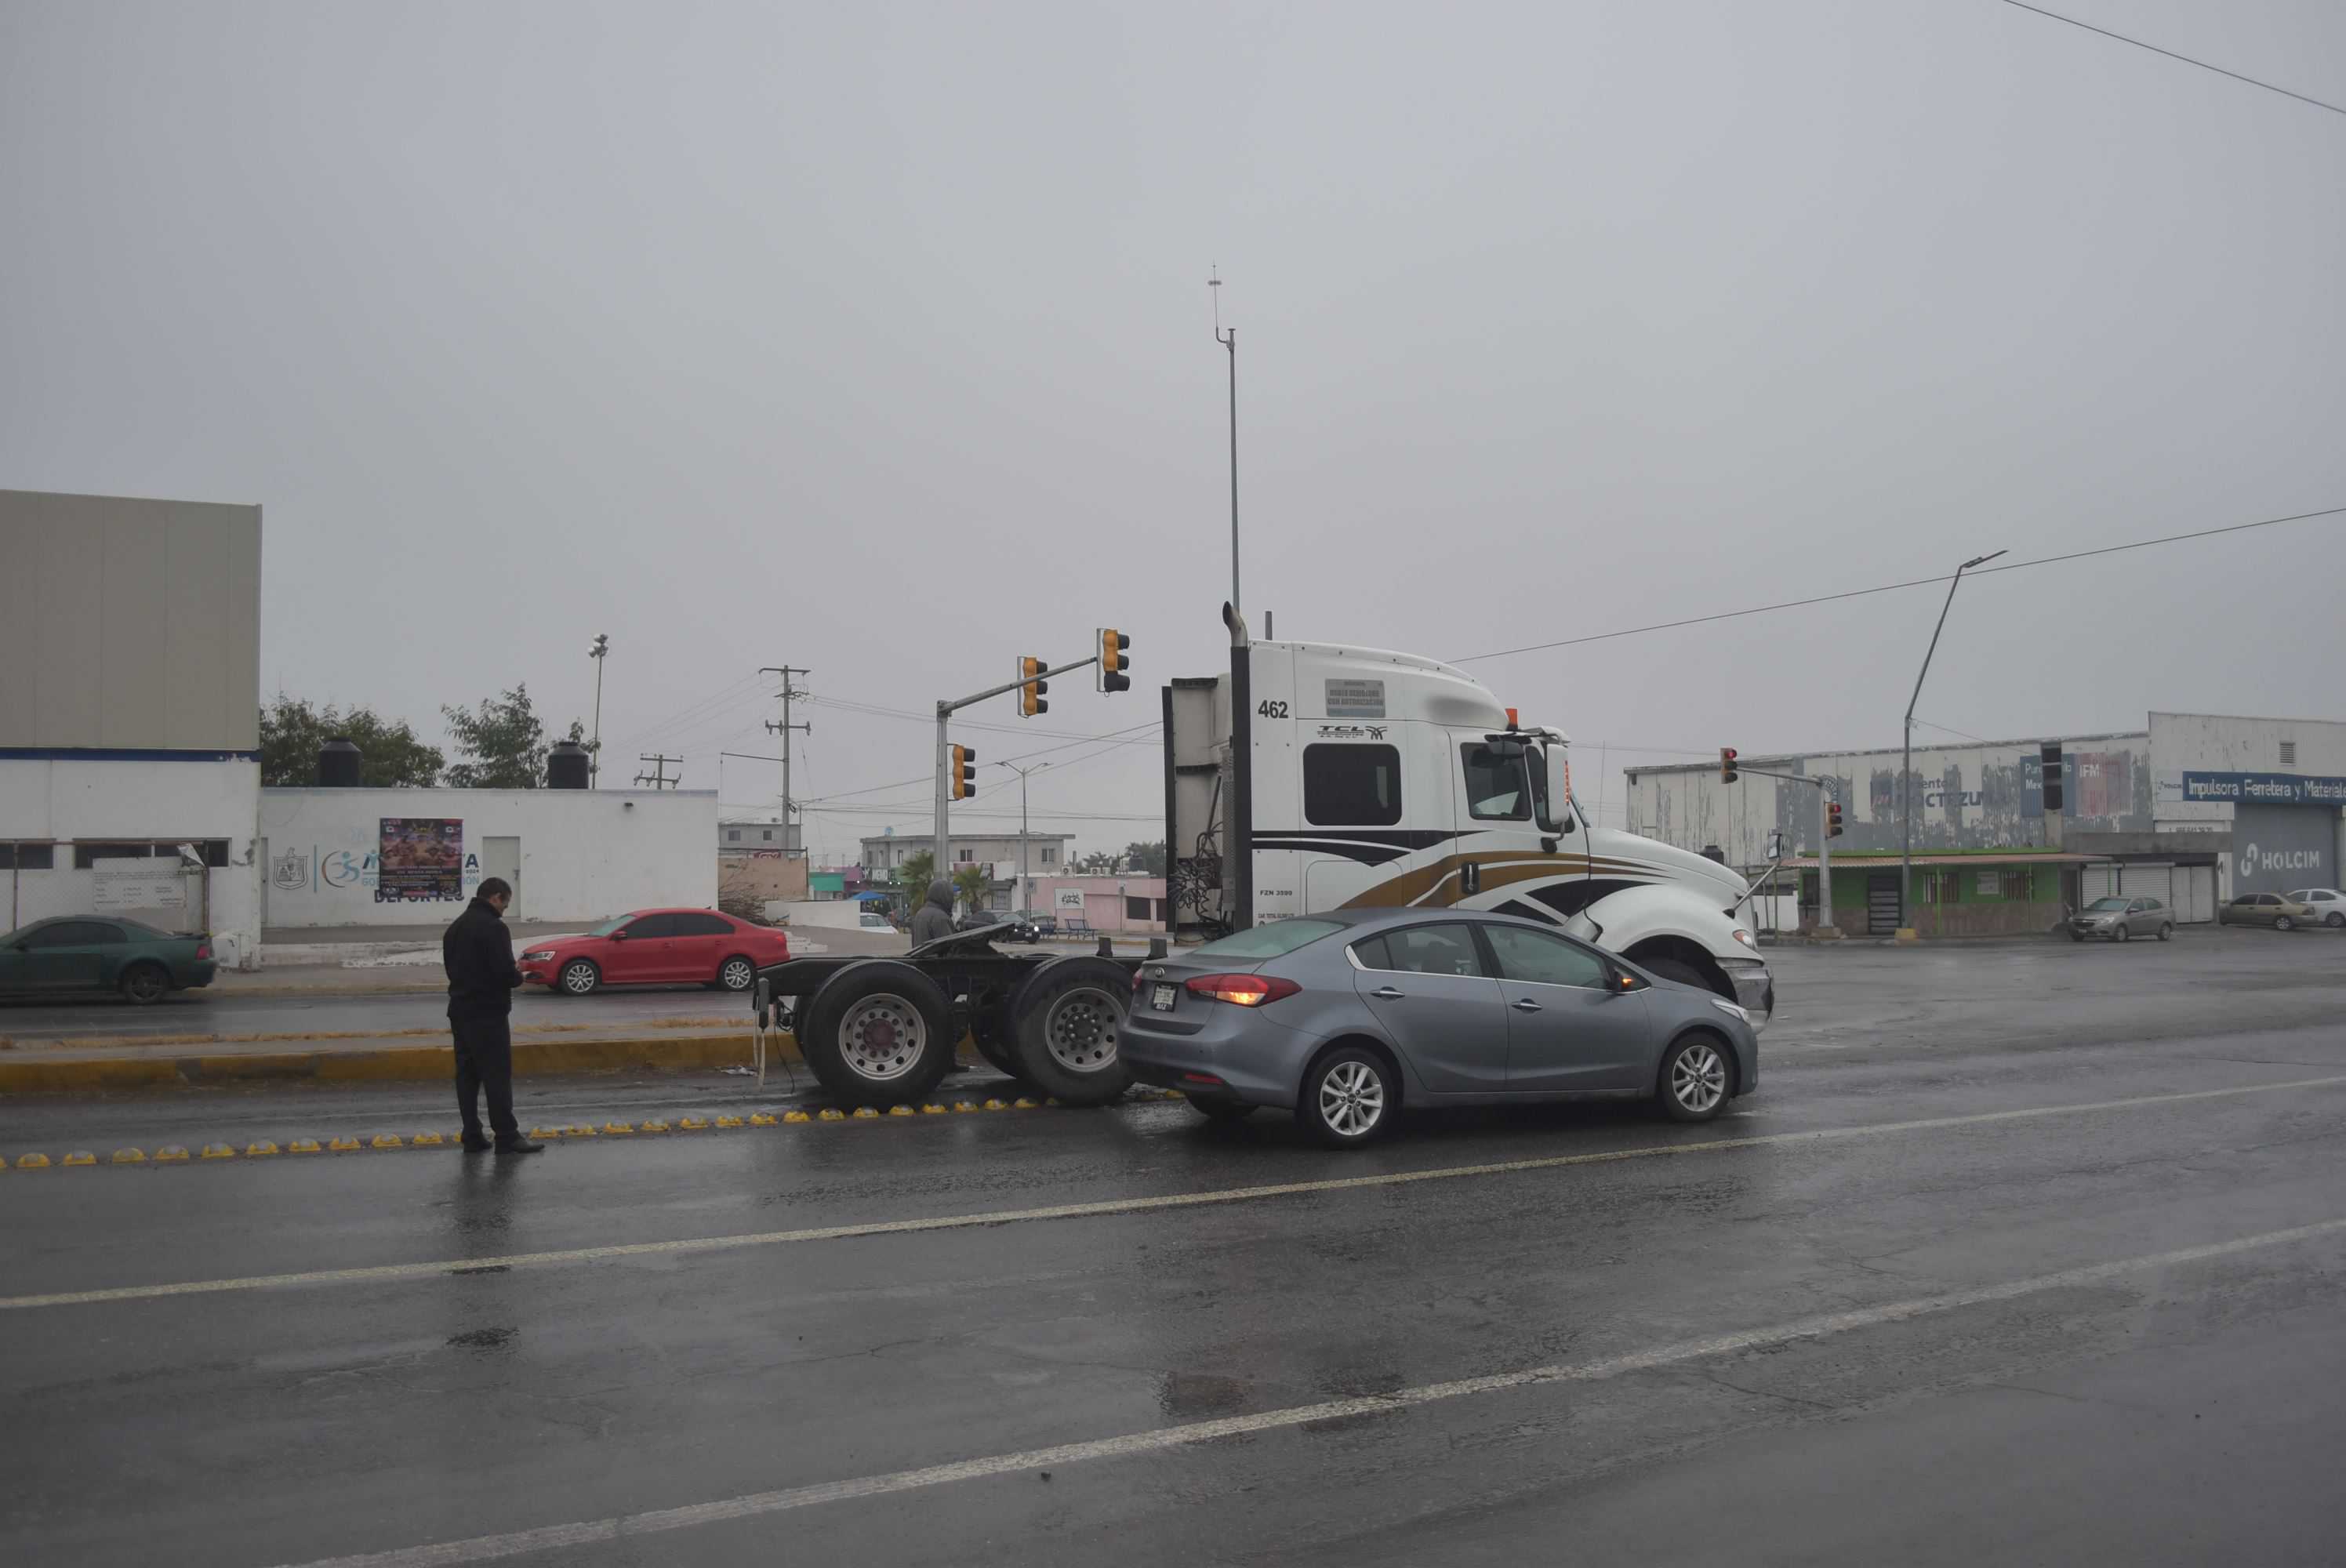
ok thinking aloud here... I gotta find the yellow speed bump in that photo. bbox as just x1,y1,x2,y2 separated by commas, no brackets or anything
886,1105,915,1118
714,1116,743,1128
200,1143,236,1160
245,1141,280,1157
602,1123,636,1135
64,1151,96,1167
678,1116,710,1131
154,1145,190,1163
327,1136,362,1152
749,1112,779,1127
952,1101,979,1113
1045,1098,1062,1107
528,1128,563,1141
920,1104,947,1115
112,1148,147,1164
289,1138,322,1154
639,1120,671,1134
565,1125,598,1138
818,1109,848,1122
412,1132,445,1147
1011,1098,1040,1110
371,1134,405,1150
16,1152,52,1170
982,1099,1010,1112
849,1107,880,1120
782,1110,812,1123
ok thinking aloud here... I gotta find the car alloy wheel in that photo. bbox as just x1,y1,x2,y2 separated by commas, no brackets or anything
560,960,600,996
2114,924,2130,942
1317,1058,1385,1140
2329,913,2344,929
2158,924,2173,941
2277,916,2296,931
720,956,756,992
120,964,169,1004
1670,1040,1728,1116
837,993,926,1081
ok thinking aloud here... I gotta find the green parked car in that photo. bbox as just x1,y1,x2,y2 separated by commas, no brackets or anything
0,916,218,1004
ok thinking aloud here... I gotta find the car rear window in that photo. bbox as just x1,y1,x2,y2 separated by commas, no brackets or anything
1190,919,1346,960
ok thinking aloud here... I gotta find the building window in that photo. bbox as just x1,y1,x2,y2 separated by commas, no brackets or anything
2280,740,2297,767
72,840,229,869
1126,896,1151,921
761,829,773,841
0,843,56,870
1975,869,2002,897
727,829,741,842
958,848,973,863
1304,743,1404,826
1041,846,1057,866
1153,898,1168,922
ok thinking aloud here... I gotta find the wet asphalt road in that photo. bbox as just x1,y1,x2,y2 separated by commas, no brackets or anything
3,929,2344,1566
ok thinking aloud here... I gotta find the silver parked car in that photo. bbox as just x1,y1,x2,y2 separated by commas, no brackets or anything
2065,896,2173,942
1120,909,1760,1147
2284,889,2346,928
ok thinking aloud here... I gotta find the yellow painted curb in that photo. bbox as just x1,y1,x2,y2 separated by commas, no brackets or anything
16,1152,52,1169
528,1127,564,1141
112,1148,147,1164
64,1151,96,1166
201,1143,236,1160
245,1141,280,1157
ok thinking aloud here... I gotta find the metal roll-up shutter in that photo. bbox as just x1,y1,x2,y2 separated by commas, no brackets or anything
2119,863,2174,908
2081,863,2118,903
2180,865,2217,924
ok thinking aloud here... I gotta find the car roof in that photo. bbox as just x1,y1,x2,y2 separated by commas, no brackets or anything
1320,906,1588,939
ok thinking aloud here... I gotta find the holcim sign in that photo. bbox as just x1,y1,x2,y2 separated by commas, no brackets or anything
2229,802,2337,895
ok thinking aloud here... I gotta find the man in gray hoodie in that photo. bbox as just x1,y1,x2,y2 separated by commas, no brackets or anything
909,879,955,946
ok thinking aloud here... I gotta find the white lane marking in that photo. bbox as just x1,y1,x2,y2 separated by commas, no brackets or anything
7,1071,2344,1314
267,1214,2346,1567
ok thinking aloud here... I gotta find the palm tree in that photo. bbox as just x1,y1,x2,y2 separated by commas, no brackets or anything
953,862,990,914
895,851,936,909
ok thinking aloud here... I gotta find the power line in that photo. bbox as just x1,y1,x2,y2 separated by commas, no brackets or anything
793,720,1165,807
1451,503,2346,666
1994,0,2346,119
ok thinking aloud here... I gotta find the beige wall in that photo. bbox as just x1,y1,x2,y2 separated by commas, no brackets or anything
719,852,810,909
0,489,262,751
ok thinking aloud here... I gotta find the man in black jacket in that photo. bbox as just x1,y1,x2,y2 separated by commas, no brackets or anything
441,878,542,1153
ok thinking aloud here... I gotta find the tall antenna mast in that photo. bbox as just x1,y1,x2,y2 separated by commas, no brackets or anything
1211,265,1238,616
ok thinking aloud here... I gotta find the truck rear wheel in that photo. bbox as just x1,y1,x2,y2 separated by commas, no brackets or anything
1005,956,1135,1106
800,960,955,1108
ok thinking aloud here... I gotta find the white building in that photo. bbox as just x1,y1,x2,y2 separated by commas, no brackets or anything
0,489,266,967
260,786,716,928
859,830,1077,912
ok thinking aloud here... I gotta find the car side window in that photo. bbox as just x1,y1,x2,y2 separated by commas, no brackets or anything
624,914,678,938
22,921,112,949
1349,935,1391,971
1483,924,1607,990
1382,923,1487,978
674,913,732,937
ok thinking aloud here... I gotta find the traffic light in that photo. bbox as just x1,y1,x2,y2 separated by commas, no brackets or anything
1097,628,1131,693
1827,799,1844,838
950,744,978,800
2039,742,2064,812
1016,656,1049,718
1720,747,1739,784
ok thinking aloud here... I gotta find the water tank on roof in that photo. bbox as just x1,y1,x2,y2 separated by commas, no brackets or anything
1699,844,1727,865
547,740,591,789
318,738,363,787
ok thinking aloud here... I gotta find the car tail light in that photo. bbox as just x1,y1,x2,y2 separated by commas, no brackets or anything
194,942,211,960
1183,973,1300,1007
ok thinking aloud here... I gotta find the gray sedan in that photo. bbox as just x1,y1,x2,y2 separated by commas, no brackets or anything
2065,896,2174,942
1120,909,1760,1147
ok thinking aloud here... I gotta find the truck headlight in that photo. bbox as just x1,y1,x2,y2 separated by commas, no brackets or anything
1732,928,1757,949
1710,998,1750,1023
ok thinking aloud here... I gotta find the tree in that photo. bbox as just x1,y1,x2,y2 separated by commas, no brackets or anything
953,862,990,913
1075,850,1121,876
894,851,937,904
259,695,444,788
1123,840,1168,877
441,684,580,789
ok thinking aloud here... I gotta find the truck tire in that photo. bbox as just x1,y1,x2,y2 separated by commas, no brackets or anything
1004,956,1135,1106
800,960,955,1108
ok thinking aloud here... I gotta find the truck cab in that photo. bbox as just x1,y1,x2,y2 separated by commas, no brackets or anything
1167,619,1772,1026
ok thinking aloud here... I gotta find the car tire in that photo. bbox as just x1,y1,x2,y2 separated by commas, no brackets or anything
2328,913,2344,929
2114,924,2130,942
800,960,955,1108
717,955,757,993
2276,915,2296,931
2159,924,2174,942
119,962,171,1005
2066,929,2083,943
1005,956,1135,1106
1188,1098,1255,1123
557,959,601,996
1298,1044,1396,1148
1656,1032,1733,1123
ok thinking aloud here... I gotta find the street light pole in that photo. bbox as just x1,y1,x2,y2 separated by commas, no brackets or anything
1003,760,1048,916
1211,267,1238,616
1901,550,2006,931
587,633,609,787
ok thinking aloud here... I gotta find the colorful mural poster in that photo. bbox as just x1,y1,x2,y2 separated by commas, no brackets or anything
377,818,465,902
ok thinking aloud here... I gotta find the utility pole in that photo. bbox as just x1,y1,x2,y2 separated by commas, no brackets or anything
587,633,609,787
1003,760,1049,915
634,753,680,790
1901,550,2005,934
1211,266,1239,617
761,666,810,856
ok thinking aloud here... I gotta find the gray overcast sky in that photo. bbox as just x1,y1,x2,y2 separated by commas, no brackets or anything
4,0,2342,857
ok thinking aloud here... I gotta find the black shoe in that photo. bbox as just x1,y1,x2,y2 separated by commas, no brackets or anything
494,1138,546,1154
461,1134,493,1152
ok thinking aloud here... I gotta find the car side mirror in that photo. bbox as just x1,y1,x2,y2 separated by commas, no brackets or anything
609,928,628,941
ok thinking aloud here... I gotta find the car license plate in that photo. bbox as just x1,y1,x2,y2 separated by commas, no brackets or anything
1152,983,1178,1012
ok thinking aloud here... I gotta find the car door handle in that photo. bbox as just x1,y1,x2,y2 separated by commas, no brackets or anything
1371,986,1405,1000
1512,998,1543,1012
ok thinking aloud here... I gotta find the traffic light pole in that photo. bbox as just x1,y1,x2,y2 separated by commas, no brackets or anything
1730,765,1835,938
933,653,1100,891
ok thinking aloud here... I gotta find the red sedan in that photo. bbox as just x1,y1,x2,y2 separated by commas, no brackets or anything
518,909,790,996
